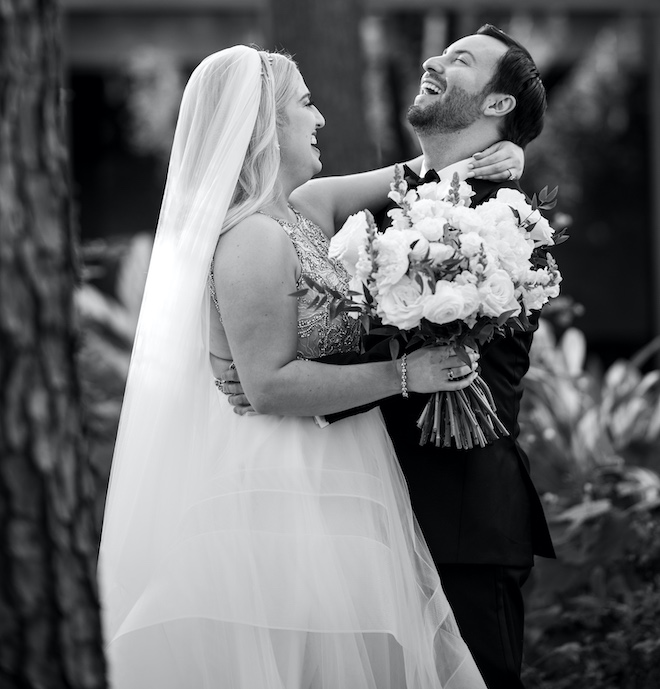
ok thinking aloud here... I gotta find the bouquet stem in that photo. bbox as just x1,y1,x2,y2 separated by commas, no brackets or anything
416,375,509,449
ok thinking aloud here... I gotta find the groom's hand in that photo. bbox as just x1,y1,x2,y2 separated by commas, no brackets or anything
217,367,255,415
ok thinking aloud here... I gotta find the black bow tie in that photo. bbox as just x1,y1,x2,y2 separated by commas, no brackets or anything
402,165,440,189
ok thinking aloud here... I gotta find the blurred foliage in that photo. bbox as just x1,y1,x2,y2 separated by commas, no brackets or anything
518,301,660,689
123,47,183,164
525,18,647,209
77,234,152,534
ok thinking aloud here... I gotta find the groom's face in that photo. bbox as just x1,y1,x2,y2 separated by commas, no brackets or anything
407,34,508,134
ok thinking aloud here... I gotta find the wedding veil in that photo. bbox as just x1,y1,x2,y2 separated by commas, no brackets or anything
97,45,269,644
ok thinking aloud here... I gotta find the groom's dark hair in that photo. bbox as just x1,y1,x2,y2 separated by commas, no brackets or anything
476,24,546,149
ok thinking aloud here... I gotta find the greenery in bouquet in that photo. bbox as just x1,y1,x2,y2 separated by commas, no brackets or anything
322,164,566,449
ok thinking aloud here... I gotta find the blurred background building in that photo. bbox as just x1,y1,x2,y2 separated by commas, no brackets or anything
62,0,660,365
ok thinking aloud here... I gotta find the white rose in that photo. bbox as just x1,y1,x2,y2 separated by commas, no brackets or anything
373,232,412,291
377,274,431,330
494,188,534,219
528,216,555,247
409,234,431,261
329,211,370,276
478,269,521,319
455,281,481,320
421,280,473,325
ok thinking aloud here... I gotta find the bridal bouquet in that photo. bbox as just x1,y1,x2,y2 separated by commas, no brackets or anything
324,165,565,449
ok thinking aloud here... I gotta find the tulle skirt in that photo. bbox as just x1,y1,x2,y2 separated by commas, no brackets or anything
102,399,485,688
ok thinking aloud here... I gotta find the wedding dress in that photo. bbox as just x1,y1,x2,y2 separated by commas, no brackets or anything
102,208,485,688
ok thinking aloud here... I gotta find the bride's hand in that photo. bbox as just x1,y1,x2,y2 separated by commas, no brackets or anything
467,141,524,181
404,346,479,393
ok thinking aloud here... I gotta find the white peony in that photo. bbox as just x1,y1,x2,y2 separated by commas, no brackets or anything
408,234,431,261
414,216,446,242
427,242,456,266
329,211,370,276
372,232,413,291
458,231,484,258
409,198,439,223
474,197,515,226
487,232,532,282
447,206,486,235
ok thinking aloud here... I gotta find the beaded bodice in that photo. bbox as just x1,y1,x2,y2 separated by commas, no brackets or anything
210,208,360,360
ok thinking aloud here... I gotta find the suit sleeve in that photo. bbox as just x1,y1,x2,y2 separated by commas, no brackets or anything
314,337,398,423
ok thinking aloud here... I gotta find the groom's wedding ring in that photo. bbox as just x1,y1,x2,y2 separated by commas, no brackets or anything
507,168,514,180
447,369,455,381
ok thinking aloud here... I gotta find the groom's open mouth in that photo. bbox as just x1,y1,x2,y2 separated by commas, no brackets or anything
419,75,446,96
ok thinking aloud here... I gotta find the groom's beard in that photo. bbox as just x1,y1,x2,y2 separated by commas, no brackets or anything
407,86,484,134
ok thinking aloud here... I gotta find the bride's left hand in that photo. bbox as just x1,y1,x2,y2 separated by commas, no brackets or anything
467,140,524,181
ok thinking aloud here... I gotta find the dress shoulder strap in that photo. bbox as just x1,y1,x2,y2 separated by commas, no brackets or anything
209,259,222,320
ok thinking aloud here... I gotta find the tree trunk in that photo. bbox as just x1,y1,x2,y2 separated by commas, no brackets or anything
0,1,107,687
267,0,375,176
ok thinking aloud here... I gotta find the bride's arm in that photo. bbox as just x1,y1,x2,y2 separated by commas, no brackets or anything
291,141,524,236
212,215,474,417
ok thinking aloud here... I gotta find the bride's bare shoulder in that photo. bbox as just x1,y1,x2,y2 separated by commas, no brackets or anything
214,212,297,275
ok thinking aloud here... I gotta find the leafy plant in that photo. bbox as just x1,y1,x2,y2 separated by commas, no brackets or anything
76,233,153,534
518,314,660,689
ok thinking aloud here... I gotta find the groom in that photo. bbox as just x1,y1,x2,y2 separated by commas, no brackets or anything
362,25,556,689
224,24,555,689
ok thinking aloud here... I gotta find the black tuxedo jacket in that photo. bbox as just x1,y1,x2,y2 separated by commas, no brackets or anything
321,176,556,567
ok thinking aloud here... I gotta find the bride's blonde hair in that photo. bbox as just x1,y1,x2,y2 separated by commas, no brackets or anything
224,51,298,231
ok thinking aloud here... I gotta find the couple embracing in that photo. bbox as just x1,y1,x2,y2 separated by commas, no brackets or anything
99,23,555,689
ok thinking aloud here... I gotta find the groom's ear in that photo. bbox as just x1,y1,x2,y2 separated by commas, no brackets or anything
483,93,516,119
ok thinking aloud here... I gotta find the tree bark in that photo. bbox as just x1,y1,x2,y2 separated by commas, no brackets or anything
267,0,375,176
0,1,107,687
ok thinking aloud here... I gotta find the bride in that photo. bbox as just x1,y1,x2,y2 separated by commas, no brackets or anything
98,46,520,688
